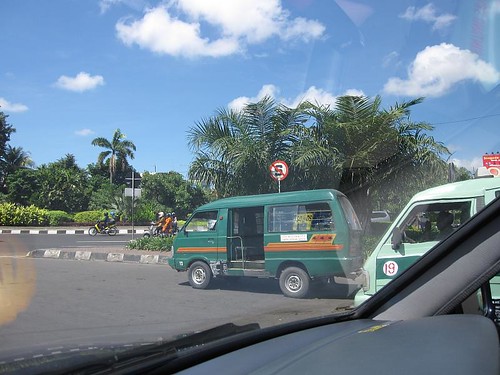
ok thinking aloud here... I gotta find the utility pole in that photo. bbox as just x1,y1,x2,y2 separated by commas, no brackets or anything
125,170,142,240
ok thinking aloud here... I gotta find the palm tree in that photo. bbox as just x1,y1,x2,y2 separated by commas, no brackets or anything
188,97,305,197
92,129,136,183
302,95,450,227
0,145,35,192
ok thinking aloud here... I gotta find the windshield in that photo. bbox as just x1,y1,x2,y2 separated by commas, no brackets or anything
1,0,499,366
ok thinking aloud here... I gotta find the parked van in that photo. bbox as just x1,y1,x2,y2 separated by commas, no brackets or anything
168,189,363,298
354,176,500,306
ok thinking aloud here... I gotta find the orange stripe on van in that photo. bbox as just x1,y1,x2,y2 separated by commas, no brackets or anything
177,247,227,253
264,233,343,252
265,243,343,252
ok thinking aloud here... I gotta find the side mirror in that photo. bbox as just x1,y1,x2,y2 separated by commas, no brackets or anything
391,227,403,250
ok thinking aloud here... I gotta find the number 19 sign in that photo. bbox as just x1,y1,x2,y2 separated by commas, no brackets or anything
270,160,289,192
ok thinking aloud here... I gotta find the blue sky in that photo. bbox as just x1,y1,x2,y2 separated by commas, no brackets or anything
1,0,499,176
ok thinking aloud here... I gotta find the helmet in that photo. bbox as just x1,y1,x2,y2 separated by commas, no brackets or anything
158,211,164,218
110,211,115,217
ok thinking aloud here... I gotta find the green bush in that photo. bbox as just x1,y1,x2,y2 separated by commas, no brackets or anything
46,210,73,226
127,236,174,251
0,203,48,226
73,210,106,224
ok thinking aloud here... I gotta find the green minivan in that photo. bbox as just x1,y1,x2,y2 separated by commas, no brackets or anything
354,176,500,306
168,189,363,298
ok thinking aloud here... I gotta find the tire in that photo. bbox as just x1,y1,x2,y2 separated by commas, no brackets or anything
279,266,310,298
143,232,151,238
88,227,98,236
188,261,212,289
108,227,118,236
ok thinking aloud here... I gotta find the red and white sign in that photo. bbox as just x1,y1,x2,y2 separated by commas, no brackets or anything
483,154,500,176
269,160,289,181
382,260,399,277
483,153,500,168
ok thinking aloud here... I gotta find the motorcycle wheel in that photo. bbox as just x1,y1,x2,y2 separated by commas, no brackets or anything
88,227,98,236
108,227,118,236
143,233,151,238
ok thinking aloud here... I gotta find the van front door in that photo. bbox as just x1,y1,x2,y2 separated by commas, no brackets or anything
374,200,472,292
175,210,221,262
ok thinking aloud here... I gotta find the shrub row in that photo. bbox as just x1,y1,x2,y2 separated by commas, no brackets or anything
127,236,174,251
0,203,49,226
0,204,112,226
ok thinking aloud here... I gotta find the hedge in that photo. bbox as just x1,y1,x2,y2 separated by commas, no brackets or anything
73,210,107,224
46,210,73,226
127,236,174,251
0,203,48,226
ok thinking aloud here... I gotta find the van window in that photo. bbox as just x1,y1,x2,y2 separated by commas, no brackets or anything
338,196,362,231
268,202,333,232
185,211,218,232
399,201,471,243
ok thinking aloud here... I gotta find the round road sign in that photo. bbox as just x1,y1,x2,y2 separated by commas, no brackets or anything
270,160,289,181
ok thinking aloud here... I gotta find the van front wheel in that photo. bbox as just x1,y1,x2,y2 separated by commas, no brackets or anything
188,261,212,289
279,267,310,298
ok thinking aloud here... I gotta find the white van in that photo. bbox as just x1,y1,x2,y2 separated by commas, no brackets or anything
355,176,500,305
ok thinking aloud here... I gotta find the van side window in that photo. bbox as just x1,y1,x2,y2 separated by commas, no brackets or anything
399,201,471,243
185,211,218,232
268,203,333,232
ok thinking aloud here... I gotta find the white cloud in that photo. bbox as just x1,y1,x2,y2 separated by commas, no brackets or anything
117,7,239,58
75,129,95,136
0,97,28,113
228,85,364,111
399,3,456,31
228,84,280,111
383,43,500,97
55,72,105,92
451,157,483,171
116,1,325,58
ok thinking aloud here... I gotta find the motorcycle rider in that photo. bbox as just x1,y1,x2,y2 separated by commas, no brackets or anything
171,212,178,234
99,212,110,231
155,212,166,235
162,212,173,236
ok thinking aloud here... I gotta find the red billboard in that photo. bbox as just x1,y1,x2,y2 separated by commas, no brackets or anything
482,154,500,168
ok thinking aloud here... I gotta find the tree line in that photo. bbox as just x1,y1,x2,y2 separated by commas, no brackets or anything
0,115,206,223
0,95,472,227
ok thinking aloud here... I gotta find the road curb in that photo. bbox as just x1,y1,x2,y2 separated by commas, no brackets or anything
1,229,146,235
26,249,171,265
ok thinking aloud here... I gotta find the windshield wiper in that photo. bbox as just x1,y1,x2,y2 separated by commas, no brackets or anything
58,322,260,374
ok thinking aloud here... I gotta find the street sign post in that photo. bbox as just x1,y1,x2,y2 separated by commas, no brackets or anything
269,160,289,193
125,171,142,239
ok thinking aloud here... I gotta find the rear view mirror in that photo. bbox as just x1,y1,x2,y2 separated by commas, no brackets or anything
391,227,403,250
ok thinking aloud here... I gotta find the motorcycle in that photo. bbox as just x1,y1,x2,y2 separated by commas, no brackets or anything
88,221,118,236
143,221,164,238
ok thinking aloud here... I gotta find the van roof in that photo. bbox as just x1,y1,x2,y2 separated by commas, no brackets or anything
412,177,500,202
196,189,343,210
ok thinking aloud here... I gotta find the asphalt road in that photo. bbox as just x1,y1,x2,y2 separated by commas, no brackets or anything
0,256,355,359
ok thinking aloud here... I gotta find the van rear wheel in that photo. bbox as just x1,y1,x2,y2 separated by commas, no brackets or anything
279,267,310,298
188,261,212,289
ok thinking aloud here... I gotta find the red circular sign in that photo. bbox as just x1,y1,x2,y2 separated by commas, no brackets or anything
269,160,289,181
